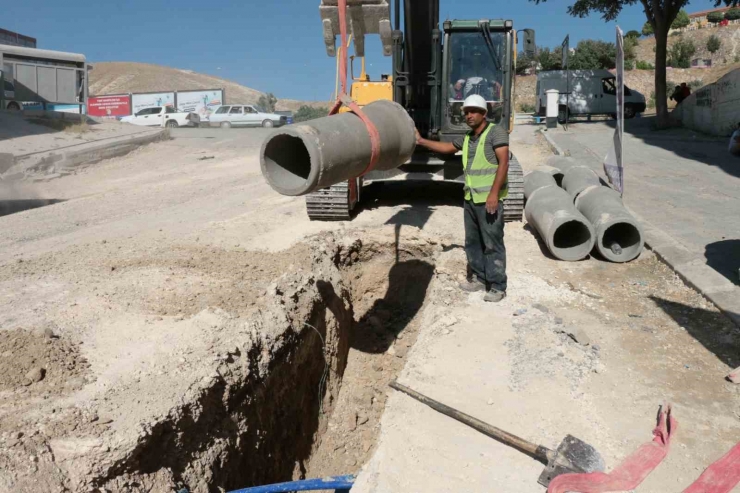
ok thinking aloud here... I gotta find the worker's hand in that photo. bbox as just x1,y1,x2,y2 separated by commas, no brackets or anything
485,193,499,215
414,128,423,144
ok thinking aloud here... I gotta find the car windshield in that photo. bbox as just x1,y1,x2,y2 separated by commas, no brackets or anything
447,31,506,126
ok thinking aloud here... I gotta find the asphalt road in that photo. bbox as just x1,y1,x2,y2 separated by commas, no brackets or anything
546,116,740,287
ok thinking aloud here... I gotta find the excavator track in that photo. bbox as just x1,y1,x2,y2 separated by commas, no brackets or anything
305,181,355,220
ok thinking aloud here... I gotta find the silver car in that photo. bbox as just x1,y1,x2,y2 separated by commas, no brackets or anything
208,104,288,128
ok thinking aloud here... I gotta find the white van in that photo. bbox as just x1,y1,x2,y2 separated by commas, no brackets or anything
536,69,646,122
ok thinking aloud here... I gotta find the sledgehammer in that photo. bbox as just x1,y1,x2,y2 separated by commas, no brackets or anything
389,381,605,487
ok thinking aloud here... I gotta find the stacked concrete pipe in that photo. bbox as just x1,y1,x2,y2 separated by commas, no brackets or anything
561,166,644,262
523,170,595,261
260,100,416,196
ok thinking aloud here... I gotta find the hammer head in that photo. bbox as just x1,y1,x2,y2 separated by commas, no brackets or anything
537,434,606,487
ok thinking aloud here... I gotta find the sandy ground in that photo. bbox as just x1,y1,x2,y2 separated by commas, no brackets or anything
0,125,738,492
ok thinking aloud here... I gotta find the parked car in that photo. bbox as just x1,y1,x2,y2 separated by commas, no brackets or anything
274,110,294,124
536,69,646,122
208,104,288,128
120,106,200,128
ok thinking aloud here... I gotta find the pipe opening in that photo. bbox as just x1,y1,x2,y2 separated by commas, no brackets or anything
553,220,592,250
552,172,564,188
263,134,312,193
602,222,642,260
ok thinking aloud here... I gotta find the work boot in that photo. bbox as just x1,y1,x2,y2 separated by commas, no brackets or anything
484,288,506,303
459,277,485,293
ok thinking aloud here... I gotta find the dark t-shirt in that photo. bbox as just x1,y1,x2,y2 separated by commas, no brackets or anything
452,123,509,165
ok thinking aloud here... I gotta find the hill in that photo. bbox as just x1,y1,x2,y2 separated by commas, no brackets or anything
88,62,330,112
635,24,740,67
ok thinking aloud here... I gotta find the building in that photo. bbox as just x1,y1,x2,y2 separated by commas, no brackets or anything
0,28,36,48
680,6,740,31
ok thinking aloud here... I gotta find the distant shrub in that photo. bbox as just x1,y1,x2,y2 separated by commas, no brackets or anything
519,103,536,113
668,37,696,68
707,35,721,54
688,79,704,90
636,60,654,70
648,91,656,109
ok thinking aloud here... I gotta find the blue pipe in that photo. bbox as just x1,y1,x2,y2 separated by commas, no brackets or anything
227,475,355,493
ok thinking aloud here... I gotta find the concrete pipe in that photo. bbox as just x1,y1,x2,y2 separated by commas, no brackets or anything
260,100,416,196
575,186,644,263
562,166,601,200
523,170,557,200
525,185,596,261
534,165,564,188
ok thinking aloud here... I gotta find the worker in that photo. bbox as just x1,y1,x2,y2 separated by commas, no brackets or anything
680,82,691,100
670,85,684,104
414,94,509,302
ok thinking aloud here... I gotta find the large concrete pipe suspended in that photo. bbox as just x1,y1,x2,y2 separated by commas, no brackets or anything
575,186,644,263
524,172,595,262
260,100,416,196
562,166,602,199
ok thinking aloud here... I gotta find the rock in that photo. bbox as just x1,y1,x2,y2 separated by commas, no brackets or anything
554,317,564,325
23,367,45,385
363,440,373,452
441,328,451,335
387,345,396,356
514,309,527,316
439,315,459,328
727,366,740,384
567,328,591,346
357,414,369,426
532,303,549,314
394,345,408,359
487,399,494,406
43,328,56,339
592,344,601,352
346,412,357,432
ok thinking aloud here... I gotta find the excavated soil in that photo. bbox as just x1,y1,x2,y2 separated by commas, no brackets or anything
0,230,440,493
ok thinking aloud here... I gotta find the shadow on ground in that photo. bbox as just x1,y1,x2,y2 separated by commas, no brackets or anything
649,295,740,368
565,115,739,178
705,239,740,286
0,199,65,217
350,258,435,355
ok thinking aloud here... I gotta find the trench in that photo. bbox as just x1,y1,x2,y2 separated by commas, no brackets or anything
96,236,436,493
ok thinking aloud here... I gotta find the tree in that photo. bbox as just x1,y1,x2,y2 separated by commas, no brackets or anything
726,8,740,19
530,0,740,129
536,47,563,71
668,37,696,67
641,21,654,36
570,39,617,69
707,34,722,53
707,11,725,23
672,9,691,29
626,29,641,38
294,105,327,122
257,93,277,113
516,51,535,75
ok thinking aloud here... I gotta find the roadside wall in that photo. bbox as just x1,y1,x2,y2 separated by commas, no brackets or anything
673,68,740,136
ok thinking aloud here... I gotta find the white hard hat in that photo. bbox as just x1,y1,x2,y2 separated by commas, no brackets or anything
462,94,487,112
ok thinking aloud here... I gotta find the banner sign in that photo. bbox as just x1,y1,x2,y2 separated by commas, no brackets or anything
604,26,624,195
176,89,223,121
131,92,175,114
88,95,131,118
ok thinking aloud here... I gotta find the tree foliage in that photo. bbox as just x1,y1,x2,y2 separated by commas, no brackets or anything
293,105,327,122
726,8,740,20
672,9,691,29
625,29,641,38
707,34,722,53
570,39,617,69
641,21,654,36
536,47,563,70
257,93,277,113
707,11,725,23
668,37,696,67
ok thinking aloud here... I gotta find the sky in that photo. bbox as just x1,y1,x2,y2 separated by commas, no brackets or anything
4,0,720,101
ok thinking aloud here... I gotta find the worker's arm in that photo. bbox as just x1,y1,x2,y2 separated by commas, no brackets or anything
486,145,509,215
415,129,458,155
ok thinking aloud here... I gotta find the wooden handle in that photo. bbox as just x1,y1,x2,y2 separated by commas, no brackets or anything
390,380,549,463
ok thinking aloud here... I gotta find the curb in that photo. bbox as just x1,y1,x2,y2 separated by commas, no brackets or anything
537,128,566,156
541,131,740,328
2,128,170,181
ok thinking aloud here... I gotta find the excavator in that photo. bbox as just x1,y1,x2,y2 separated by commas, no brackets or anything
305,0,535,221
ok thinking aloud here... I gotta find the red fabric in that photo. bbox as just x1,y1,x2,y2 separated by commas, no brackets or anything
682,441,740,493
727,366,740,384
548,405,677,493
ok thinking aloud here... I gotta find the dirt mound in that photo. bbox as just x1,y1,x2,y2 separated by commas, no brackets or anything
88,62,330,112
0,328,89,392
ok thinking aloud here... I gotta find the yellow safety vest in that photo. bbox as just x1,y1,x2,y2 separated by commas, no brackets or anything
463,124,508,204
